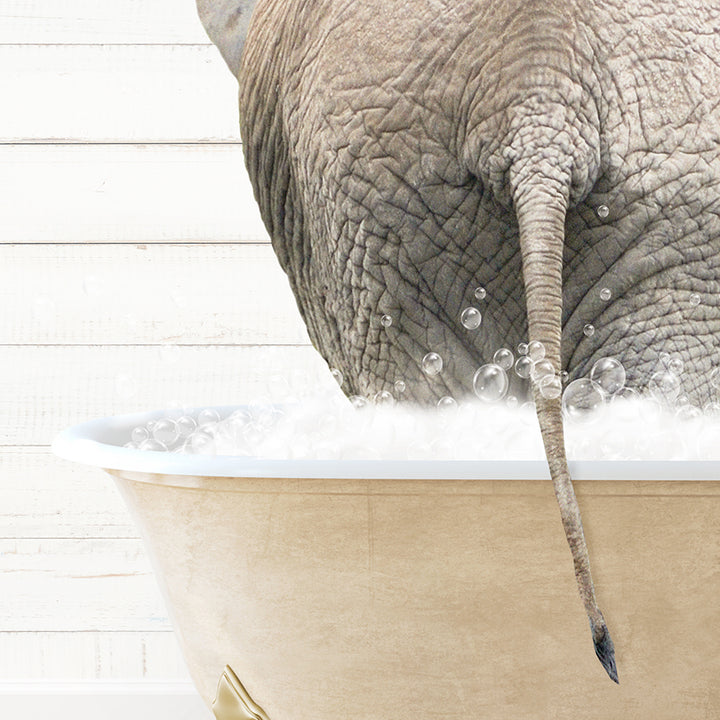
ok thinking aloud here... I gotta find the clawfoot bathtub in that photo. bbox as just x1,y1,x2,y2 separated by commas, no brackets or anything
53,407,720,719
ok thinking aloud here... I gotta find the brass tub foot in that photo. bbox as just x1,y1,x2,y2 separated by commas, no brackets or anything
212,665,271,720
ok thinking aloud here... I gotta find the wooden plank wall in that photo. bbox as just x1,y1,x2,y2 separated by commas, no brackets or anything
0,0,330,682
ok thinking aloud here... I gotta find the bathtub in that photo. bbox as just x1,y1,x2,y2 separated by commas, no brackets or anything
53,406,720,719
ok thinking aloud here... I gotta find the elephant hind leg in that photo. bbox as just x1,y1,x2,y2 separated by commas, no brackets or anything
513,162,618,684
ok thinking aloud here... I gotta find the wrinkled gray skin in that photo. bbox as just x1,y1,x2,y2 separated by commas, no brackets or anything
197,0,720,683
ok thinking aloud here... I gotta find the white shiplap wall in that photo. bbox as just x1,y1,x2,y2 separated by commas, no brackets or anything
0,0,330,700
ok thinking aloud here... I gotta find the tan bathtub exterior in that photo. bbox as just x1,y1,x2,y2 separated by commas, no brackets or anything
107,469,720,720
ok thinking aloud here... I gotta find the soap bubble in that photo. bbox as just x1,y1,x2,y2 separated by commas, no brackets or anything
710,367,720,390
530,359,554,383
527,340,545,362
330,367,344,386
689,293,701,307
131,426,150,444
676,404,702,420
437,396,458,412
139,439,168,452
648,371,681,404
562,379,605,421
583,323,595,337
600,287,612,301
152,418,179,446
538,374,562,399
190,429,216,454
393,380,406,394
349,395,368,409
422,352,443,376
473,363,509,403
611,387,639,402
474,286,487,300
381,314,393,328
198,408,221,427
493,348,514,371
667,355,684,375
514,355,534,379
374,390,395,406
596,204,610,219
460,307,482,330
517,342,529,355
589,357,626,394
176,415,197,437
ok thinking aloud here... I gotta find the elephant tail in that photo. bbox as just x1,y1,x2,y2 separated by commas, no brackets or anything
512,162,619,684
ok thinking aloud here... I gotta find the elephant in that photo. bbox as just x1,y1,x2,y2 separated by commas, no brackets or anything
196,0,720,683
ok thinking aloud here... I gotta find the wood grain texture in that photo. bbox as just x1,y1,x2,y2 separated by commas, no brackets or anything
0,448,136,539
0,0,210,44
0,345,334,445
0,632,190,679
1,44,239,143
1,144,267,243
1,244,309,345
0,538,171,631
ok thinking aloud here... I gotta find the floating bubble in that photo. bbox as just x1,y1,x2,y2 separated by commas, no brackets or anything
374,390,395,406
583,323,595,337
689,293,701,307
648,371,681,404
589,357,626,395
493,347,514,371
667,355,684,375
530,359,554,383
710,367,720,390
517,342,529,356
176,415,197,437
152,418,179,446
527,340,545,362
596,204,610,219
538,374,562,399
139,438,168,452
198,408,221,427
460,307,482,330
474,286,487,300
676,404,702,420
562,379,605,421
514,355,534,379
330,367,344,386
190,429,216,454
611,387,639,402
131,426,149,443
422,352,443,376
381,314,393,328
600,288,612,301
703,400,720,415
349,395,368,409
437,396,458,411
393,380,406,394
473,363,509,403
505,396,519,409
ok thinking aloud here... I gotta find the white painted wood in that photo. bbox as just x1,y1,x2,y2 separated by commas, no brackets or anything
1,144,268,243
1,45,239,143
0,0,211,44
0,448,136,539
0,538,172,631
1,244,309,345
0,682,213,720
0,632,190,679
0,345,334,445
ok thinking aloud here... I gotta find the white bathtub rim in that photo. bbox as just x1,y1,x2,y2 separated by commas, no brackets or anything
52,405,720,482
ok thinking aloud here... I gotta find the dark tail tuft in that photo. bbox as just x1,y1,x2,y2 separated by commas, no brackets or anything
593,623,619,683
